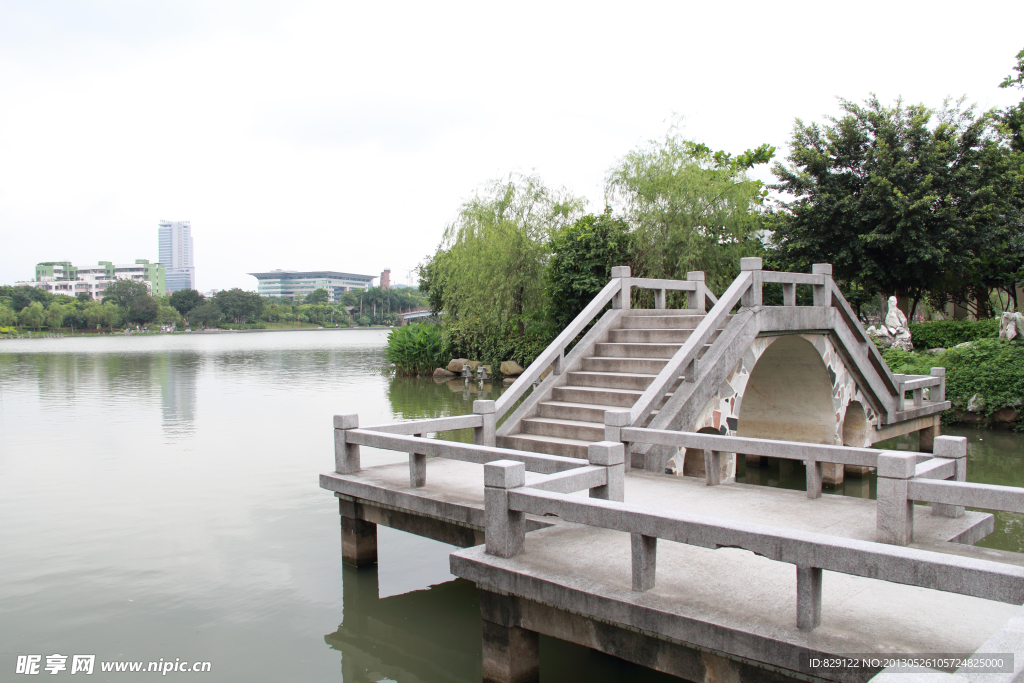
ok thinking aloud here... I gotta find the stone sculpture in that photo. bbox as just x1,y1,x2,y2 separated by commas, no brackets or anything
999,311,1024,341
867,296,913,351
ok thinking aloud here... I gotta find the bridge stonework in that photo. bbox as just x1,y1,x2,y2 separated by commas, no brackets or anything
666,333,879,480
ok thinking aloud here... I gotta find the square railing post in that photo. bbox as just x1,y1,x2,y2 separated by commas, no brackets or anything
805,457,822,499
603,410,632,472
334,414,361,474
686,271,706,313
931,367,946,402
474,400,496,448
812,263,833,307
631,533,657,592
796,566,822,630
703,449,721,486
484,460,526,558
782,282,796,306
876,452,916,545
611,265,631,310
588,441,624,502
740,258,762,307
655,289,666,309
409,433,426,488
932,435,968,518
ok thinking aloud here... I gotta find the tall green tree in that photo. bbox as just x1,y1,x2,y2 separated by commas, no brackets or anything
305,288,330,304
771,95,1023,319
213,289,264,324
18,302,45,330
189,302,224,327
605,126,774,293
102,279,151,310
45,303,68,330
0,305,16,327
546,210,633,329
169,289,204,323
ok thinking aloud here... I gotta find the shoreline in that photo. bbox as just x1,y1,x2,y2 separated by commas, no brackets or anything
1,326,393,340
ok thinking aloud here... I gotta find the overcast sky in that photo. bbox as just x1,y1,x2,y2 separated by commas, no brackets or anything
1,0,1022,292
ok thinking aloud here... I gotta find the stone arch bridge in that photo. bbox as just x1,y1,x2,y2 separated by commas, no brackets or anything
495,258,948,484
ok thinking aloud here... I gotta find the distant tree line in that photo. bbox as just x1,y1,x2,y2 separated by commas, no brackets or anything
0,282,429,333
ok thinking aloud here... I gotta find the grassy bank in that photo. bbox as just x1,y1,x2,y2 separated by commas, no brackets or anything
883,338,1024,427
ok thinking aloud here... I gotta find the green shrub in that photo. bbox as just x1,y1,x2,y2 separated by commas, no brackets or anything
883,339,1024,423
943,339,1024,418
384,323,449,376
908,318,999,350
445,317,555,374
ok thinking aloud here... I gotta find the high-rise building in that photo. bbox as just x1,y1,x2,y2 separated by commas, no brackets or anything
158,220,195,292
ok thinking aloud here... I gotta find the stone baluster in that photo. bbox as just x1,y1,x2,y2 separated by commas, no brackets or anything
687,271,706,313
805,455,823,499
588,442,625,501
812,263,832,307
931,435,967,518
333,414,361,474
740,258,762,307
930,367,946,402
409,433,426,488
474,400,497,448
876,451,917,545
612,265,631,310
703,449,721,486
631,533,657,592
603,409,632,472
484,460,526,558
796,566,823,630
782,281,796,306
655,289,666,309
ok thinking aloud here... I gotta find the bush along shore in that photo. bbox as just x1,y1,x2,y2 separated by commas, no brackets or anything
884,329,1024,428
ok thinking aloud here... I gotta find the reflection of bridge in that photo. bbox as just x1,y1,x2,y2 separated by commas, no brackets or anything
400,308,433,325
321,262,1024,683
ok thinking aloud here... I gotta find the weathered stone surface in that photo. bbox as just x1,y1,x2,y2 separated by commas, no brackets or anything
466,360,482,371
433,367,456,377
868,297,913,351
999,311,1024,341
501,360,525,376
503,377,516,385
447,358,468,373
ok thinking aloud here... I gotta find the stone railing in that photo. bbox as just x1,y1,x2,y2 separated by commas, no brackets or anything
893,370,945,411
483,455,1024,632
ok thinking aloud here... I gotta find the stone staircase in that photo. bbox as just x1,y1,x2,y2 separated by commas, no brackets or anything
497,309,728,459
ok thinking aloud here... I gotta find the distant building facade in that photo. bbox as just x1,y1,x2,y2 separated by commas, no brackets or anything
18,259,165,299
248,270,375,302
158,220,195,292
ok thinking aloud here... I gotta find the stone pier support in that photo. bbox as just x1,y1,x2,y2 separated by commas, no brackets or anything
918,417,940,453
480,590,539,683
821,462,844,487
339,498,378,567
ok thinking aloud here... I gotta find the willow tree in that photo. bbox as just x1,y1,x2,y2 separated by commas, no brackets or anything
605,127,774,294
420,173,584,364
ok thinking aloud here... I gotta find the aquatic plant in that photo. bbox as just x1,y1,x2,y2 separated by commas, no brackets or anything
384,322,449,376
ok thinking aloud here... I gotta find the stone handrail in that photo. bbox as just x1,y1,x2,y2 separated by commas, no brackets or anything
894,370,946,410
493,276,623,420
483,457,1024,633
627,266,755,428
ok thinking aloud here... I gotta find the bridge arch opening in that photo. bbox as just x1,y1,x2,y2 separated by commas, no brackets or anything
842,401,869,448
736,335,836,445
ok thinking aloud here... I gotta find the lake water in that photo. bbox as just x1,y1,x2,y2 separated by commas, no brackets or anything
2,331,1022,682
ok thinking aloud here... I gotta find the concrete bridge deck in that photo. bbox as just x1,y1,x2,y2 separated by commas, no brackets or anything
320,459,993,553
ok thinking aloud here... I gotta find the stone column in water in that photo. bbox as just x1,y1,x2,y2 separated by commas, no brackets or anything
480,590,539,683
338,496,377,567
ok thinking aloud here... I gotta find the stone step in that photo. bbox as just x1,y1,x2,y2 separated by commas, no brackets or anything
609,328,696,343
552,385,642,408
619,314,707,329
622,308,705,316
567,370,656,391
497,433,589,460
594,342,712,359
520,417,604,442
537,401,623,423
581,357,669,374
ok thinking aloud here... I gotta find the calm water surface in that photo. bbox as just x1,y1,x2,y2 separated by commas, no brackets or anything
0,331,681,682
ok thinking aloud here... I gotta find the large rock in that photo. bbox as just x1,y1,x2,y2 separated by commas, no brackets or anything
999,311,1024,341
447,358,468,373
868,296,913,351
433,367,455,378
500,360,525,376
465,360,482,371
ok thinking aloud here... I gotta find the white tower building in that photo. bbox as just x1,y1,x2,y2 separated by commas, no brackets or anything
158,220,196,292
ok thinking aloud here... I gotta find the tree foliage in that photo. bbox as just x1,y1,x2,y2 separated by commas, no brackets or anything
770,95,1023,318
546,210,633,330
606,126,774,293
169,289,204,323
213,289,264,324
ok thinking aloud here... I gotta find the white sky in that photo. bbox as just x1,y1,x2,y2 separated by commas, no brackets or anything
1,0,1022,292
